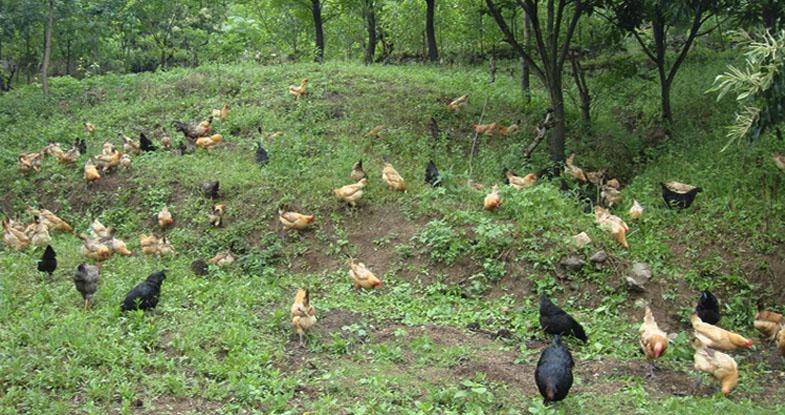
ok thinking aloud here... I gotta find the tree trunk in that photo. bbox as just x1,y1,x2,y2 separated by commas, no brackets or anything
652,10,671,123
763,5,778,32
548,81,567,163
521,12,531,101
660,77,672,124
364,1,377,65
311,0,325,63
42,0,54,96
570,52,590,131
425,0,438,62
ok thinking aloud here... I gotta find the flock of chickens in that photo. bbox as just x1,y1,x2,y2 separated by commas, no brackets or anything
5,79,784,405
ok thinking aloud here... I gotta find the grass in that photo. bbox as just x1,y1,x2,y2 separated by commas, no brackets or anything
1,49,785,414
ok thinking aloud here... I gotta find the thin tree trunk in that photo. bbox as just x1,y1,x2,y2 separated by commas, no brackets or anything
521,11,531,101
42,0,54,96
549,81,567,163
311,0,325,63
570,52,590,131
425,0,438,62
364,1,377,65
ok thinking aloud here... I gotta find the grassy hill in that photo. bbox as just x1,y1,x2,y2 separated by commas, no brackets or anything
1,57,784,414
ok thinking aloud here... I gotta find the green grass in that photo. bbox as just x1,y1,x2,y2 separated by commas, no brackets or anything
1,53,784,414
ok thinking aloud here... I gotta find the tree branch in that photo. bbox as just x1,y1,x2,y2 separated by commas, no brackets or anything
558,1,583,70
517,0,552,76
666,5,706,84
632,30,657,64
486,0,545,80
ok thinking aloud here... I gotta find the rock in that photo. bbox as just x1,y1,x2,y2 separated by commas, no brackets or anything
573,232,591,248
626,262,652,291
560,256,585,272
590,251,608,263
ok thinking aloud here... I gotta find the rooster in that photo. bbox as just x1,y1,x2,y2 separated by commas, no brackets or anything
289,78,308,99
639,306,669,377
291,289,317,346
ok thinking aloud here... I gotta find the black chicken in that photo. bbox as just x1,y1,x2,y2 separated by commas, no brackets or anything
74,137,87,154
202,181,220,199
121,270,167,312
256,142,269,165
539,295,588,342
191,259,209,276
695,290,720,325
661,181,702,209
37,245,57,276
139,133,157,152
73,263,100,310
425,160,441,187
535,335,574,404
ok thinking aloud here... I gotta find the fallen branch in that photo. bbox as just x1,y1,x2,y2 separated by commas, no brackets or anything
523,109,555,159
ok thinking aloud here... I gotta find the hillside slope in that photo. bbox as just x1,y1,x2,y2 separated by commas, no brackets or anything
1,60,784,414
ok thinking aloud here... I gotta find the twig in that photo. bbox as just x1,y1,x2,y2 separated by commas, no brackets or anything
467,97,490,183
523,110,555,159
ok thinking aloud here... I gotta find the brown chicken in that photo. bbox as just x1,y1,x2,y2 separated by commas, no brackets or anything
106,234,133,256
565,154,588,182
639,306,669,376
212,103,230,122
29,207,72,233
291,289,317,346
119,154,132,169
279,209,315,231
472,122,497,137
778,326,785,357
691,314,753,352
629,200,644,221
84,160,101,182
84,122,96,134
160,135,173,149
585,170,605,186
173,117,213,142
158,206,174,228
334,178,368,207
484,185,501,212
447,94,469,111
19,152,43,173
382,162,406,191
348,257,383,289
28,217,51,248
753,310,784,341
351,160,367,181
693,338,739,396
78,234,111,261
208,204,225,227
208,251,235,267
505,170,537,190
594,206,629,249
195,134,223,150
606,178,621,189
121,134,141,154
289,78,309,99
366,125,385,138
95,145,122,172
3,218,31,250
601,185,623,207
498,123,519,136
157,237,176,256
56,146,81,164
90,219,111,240
43,143,65,159
138,234,175,256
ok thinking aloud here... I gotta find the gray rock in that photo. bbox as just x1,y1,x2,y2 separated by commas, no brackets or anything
560,256,586,273
590,251,608,263
626,262,652,291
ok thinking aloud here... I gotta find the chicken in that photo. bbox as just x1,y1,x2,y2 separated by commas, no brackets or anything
84,160,101,182
661,181,702,209
425,160,441,187
208,204,225,227
691,314,752,352
539,295,588,342
692,338,739,396
29,217,51,248
195,134,223,150
629,200,644,220
139,133,157,152
565,154,588,182
173,117,212,141
291,289,317,346
74,137,87,154
121,270,167,312
106,235,133,256
774,154,785,170
95,146,122,172
289,78,308,99
601,185,623,207
351,160,367,181
90,218,111,240
3,218,31,250
382,161,406,191
208,251,235,267
73,263,100,310
158,206,174,228
484,185,501,212
472,122,497,137
505,169,536,190
158,237,176,256
202,181,220,199
447,94,468,111
778,326,785,357
43,143,66,159
157,135,171,150
212,103,230,122
585,170,605,186
334,178,368,207
57,146,81,164
695,290,720,325
139,234,164,255
366,125,385,138
639,306,669,376
498,123,519,137
28,208,72,233
594,206,629,249
19,152,43,173
121,133,141,154
84,122,96,135
754,310,784,341
348,257,383,289
37,245,57,276
279,209,316,231
191,259,209,276
535,335,574,404
606,178,621,189
78,234,111,262
256,142,269,165
119,154,132,169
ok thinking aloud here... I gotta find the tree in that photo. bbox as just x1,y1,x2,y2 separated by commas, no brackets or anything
311,0,325,62
425,0,438,62
363,0,377,64
485,0,594,163
735,1,785,33
609,0,724,123
42,0,54,96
